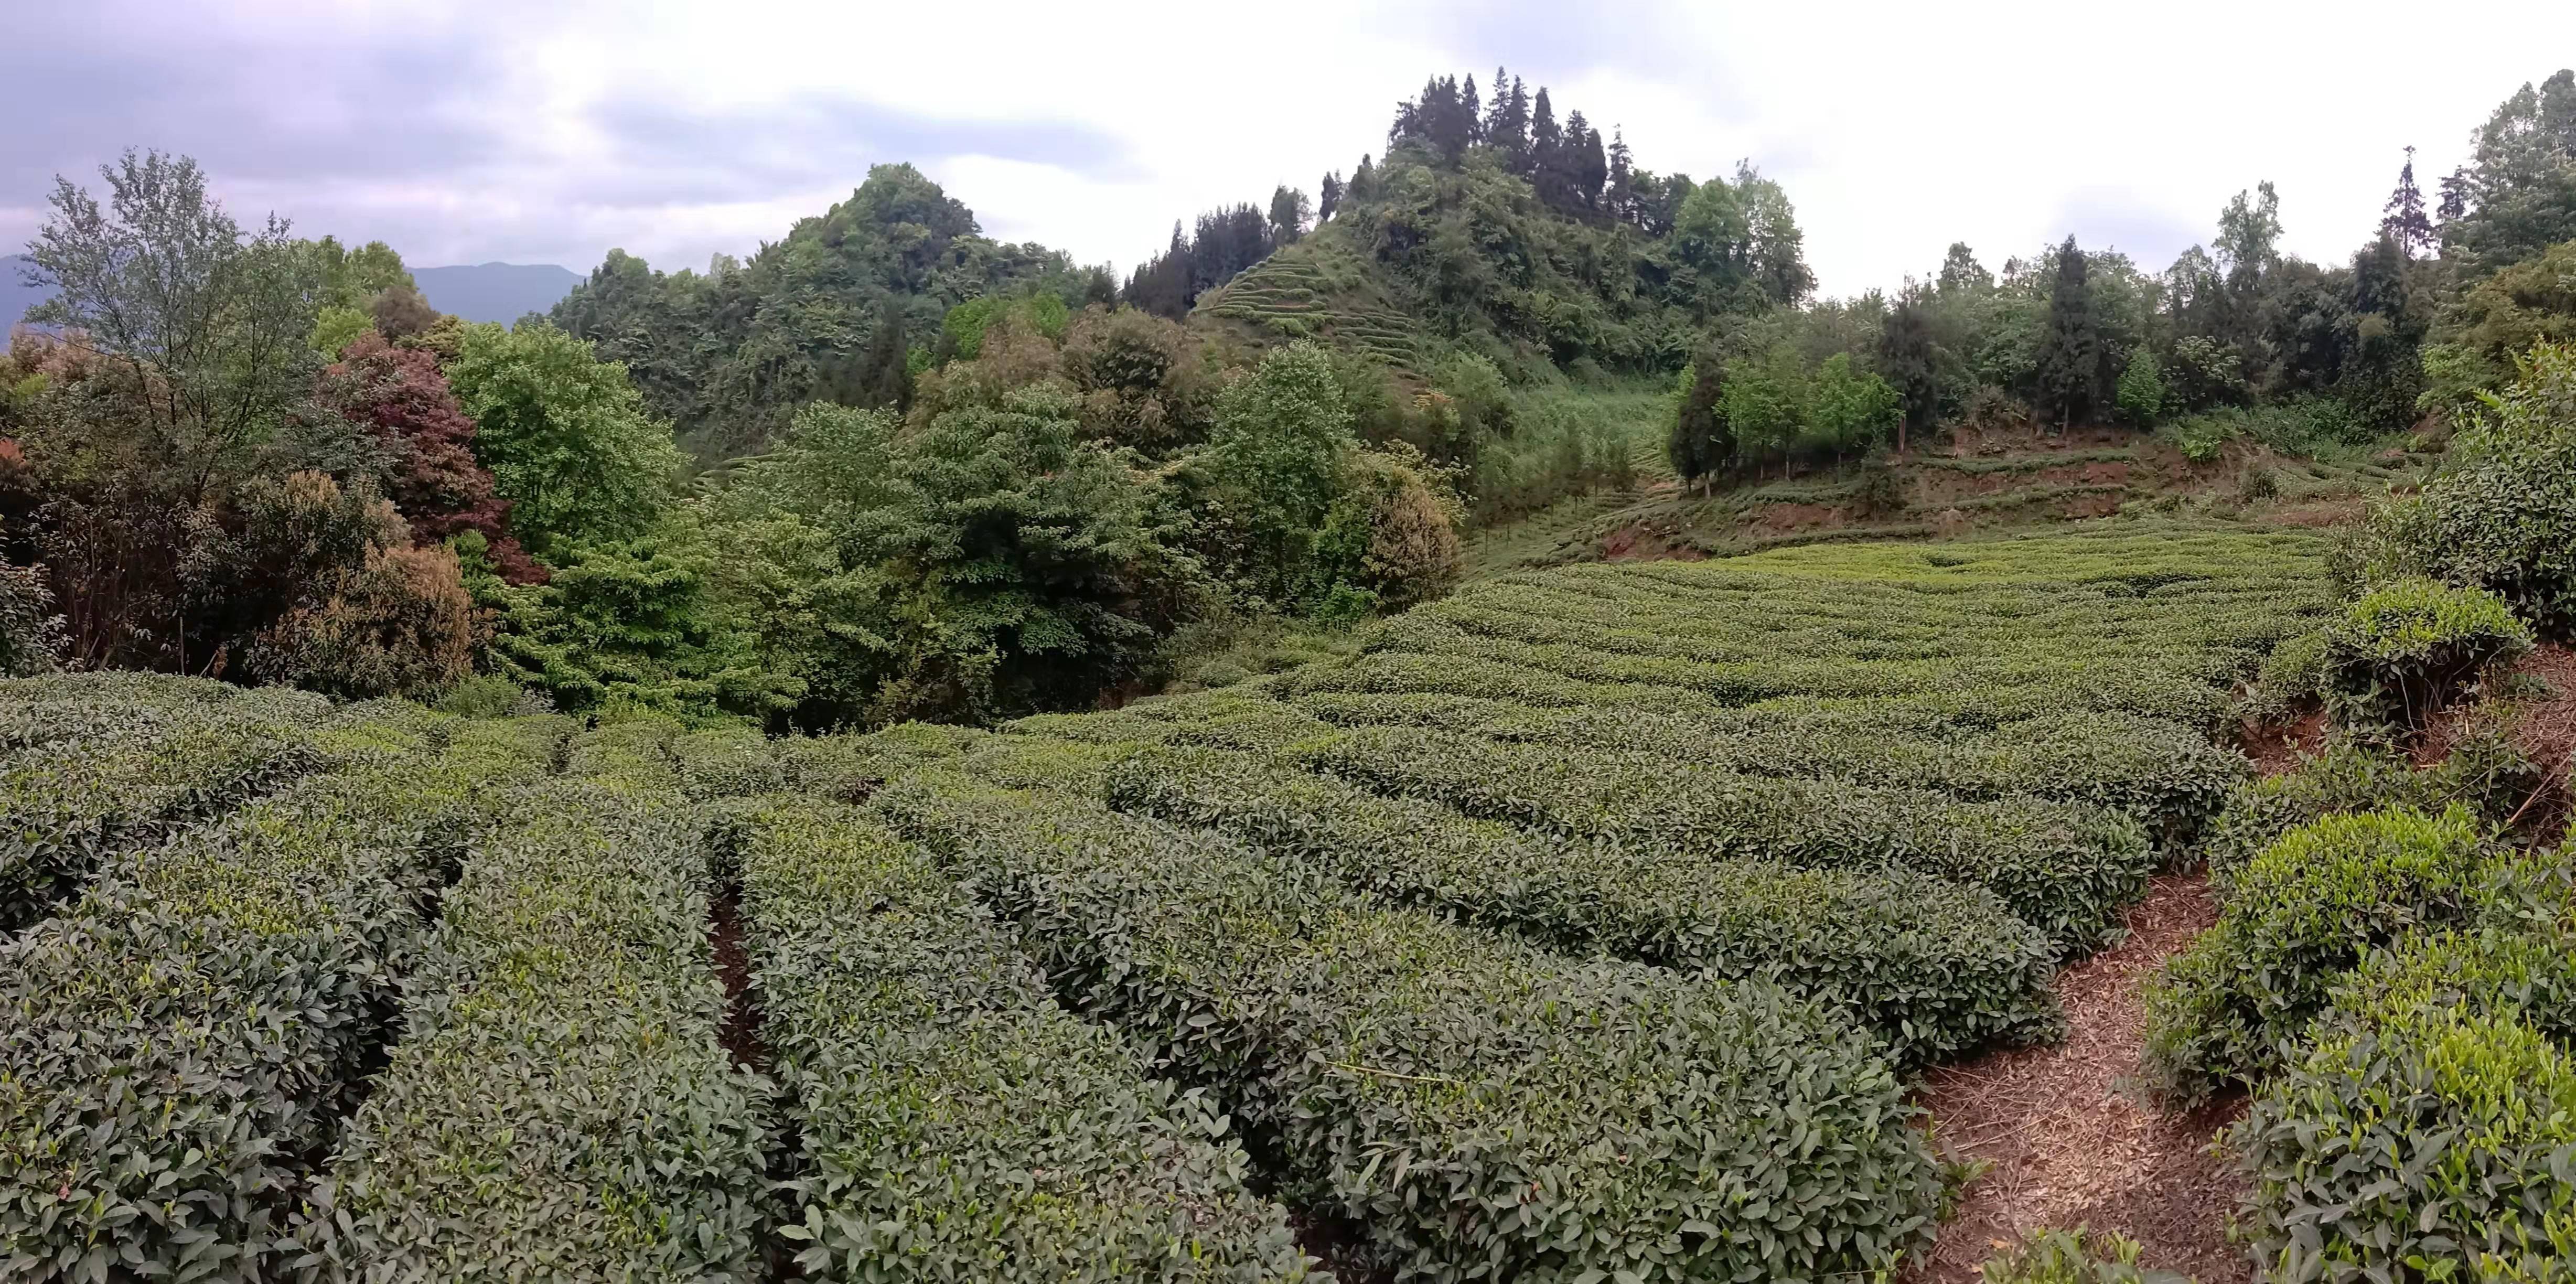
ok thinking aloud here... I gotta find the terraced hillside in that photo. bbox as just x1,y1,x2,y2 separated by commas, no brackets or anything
1468,424,2435,574
0,529,2334,1281
1193,244,1427,370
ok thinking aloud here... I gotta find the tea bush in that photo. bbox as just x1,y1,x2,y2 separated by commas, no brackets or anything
876,771,1945,1283
1296,725,2153,946
2240,927,2576,1280
2321,578,2532,739
720,795,1315,1282
297,772,770,1276
0,711,568,1278
1107,744,2058,1065
2143,806,2497,1102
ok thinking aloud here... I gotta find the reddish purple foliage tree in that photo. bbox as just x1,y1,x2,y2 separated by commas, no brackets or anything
324,332,545,583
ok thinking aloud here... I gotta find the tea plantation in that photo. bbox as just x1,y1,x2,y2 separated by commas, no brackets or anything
0,529,2341,1281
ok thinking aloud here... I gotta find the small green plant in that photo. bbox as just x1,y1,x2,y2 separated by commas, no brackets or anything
2322,578,2532,739
1978,1226,2193,1283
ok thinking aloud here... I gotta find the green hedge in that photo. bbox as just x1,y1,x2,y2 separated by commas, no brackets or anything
1107,745,2057,1066
0,690,337,929
2239,928,2576,1280
0,712,571,1280
1297,725,2153,947
875,771,1943,1284
2142,806,2498,1103
295,777,770,1277
1291,691,2241,844
718,795,1316,1282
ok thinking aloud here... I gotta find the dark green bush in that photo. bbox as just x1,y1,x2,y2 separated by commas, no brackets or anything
1108,745,2058,1065
1289,692,2242,847
2322,578,2532,739
2143,805,2497,1103
876,771,1945,1283
721,795,1315,1281
2203,731,2543,890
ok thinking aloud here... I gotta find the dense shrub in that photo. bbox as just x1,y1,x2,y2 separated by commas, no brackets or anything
2239,927,2576,1280
2321,578,2531,739
875,772,1945,1283
719,795,1315,1281
0,711,568,1279
297,775,770,1276
1107,745,2058,1065
2143,806,2496,1102
251,541,476,699
2354,342,2576,634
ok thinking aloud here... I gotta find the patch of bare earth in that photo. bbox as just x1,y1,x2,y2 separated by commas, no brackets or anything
1909,874,2246,1282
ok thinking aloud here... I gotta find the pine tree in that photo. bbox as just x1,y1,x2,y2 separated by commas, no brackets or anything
2034,237,2102,429
1531,88,1568,209
1668,355,1730,492
1269,186,1310,245
1605,130,1636,224
2438,166,2471,223
1318,171,1343,223
1349,154,1378,203
1461,73,1483,146
2381,146,2435,258
1566,112,1608,212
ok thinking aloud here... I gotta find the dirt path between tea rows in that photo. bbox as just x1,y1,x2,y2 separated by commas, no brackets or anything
1909,873,2246,1282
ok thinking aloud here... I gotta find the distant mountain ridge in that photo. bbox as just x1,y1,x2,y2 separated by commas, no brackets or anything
2,256,48,341
1,255,579,340
413,262,580,325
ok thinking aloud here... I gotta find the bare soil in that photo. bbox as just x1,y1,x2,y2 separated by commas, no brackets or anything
1909,874,2246,1282
706,891,769,1074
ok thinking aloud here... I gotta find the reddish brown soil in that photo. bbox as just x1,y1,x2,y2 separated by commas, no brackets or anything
1909,874,2246,1283
2239,710,2327,777
1597,522,1707,562
706,892,768,1073
1751,501,1844,533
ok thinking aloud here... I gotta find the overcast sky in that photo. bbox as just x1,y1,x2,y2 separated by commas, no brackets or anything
7,1,2573,298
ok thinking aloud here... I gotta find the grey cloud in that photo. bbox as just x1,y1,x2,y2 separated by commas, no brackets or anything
2,4,516,197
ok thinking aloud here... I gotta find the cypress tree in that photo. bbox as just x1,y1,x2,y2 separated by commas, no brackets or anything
1878,296,1938,453
1318,172,1343,223
1668,354,1731,491
2035,237,2103,429
1531,88,1568,209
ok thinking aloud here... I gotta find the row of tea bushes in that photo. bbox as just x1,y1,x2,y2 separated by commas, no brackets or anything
0,711,570,1277
0,685,339,928
295,736,770,1276
1295,724,2154,947
1106,744,2058,1065
718,795,1316,1281
1288,692,2241,842
876,769,1945,1283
